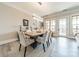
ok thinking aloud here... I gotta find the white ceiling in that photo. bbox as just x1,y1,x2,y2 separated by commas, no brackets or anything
3,2,79,17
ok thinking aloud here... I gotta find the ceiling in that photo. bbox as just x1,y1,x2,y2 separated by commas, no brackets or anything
3,2,79,17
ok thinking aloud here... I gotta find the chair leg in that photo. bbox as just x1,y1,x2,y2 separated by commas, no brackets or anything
50,38,52,43
46,41,49,47
24,47,27,57
19,44,21,51
48,39,50,46
42,44,45,52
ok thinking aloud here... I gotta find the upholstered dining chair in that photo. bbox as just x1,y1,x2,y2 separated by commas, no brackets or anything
75,33,79,48
36,31,49,52
18,31,34,57
49,31,52,43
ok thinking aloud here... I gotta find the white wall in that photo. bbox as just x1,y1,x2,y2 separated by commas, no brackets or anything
0,3,33,35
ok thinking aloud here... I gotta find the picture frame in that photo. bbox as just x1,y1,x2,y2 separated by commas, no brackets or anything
23,19,28,26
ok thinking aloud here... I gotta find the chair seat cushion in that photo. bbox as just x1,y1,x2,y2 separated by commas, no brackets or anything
25,39,34,47
36,37,46,43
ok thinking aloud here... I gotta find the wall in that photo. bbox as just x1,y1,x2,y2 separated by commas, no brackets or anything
0,3,33,35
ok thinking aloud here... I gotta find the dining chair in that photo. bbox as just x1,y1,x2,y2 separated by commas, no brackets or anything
36,31,49,52
49,31,52,43
75,33,79,48
18,31,34,57
46,31,53,47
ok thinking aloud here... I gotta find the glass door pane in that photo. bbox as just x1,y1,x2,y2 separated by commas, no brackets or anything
51,20,56,32
59,18,66,36
72,16,79,35
45,21,50,31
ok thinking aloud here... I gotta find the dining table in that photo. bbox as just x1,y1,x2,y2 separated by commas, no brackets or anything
24,29,46,49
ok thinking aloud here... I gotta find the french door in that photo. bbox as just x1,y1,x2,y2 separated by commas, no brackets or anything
72,16,79,35
45,20,56,31
45,18,67,37
50,20,56,32
58,18,67,36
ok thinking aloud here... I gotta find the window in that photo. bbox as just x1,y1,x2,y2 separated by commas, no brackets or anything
59,18,66,35
51,20,55,31
45,21,50,30
72,16,79,35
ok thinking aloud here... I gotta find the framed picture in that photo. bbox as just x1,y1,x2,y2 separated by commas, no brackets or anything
23,19,28,26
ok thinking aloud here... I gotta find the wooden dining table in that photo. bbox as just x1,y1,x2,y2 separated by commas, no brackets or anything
24,29,46,48
25,30,46,36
